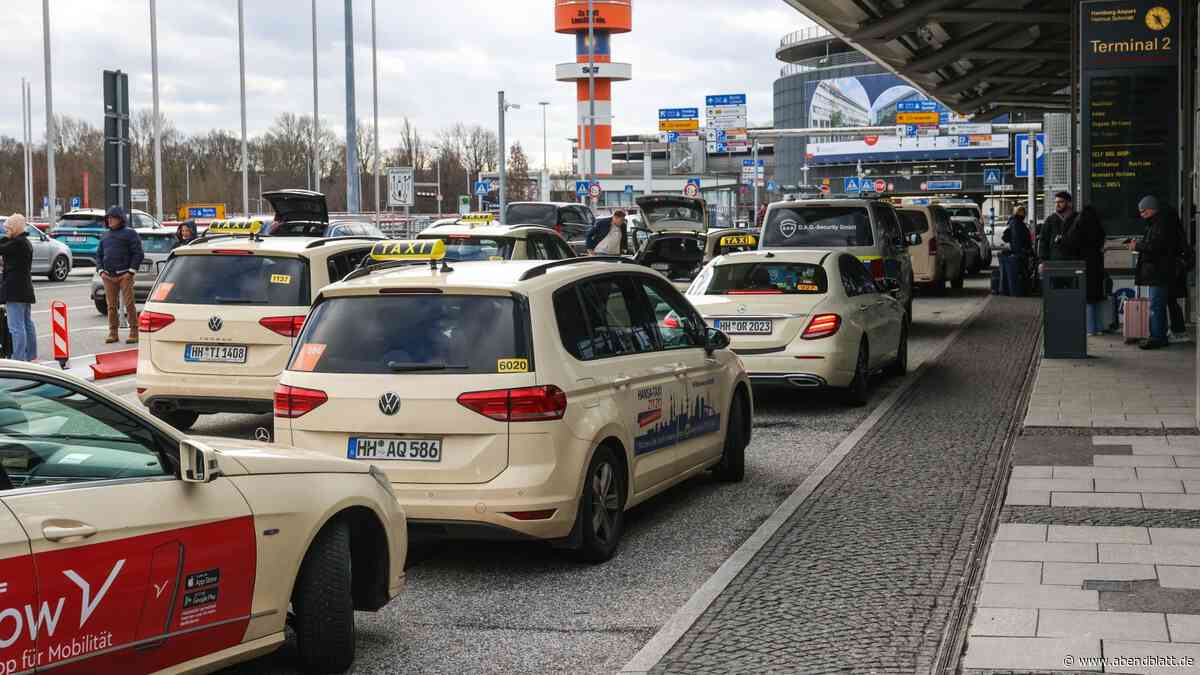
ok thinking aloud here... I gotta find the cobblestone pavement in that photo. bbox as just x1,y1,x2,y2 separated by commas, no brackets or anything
646,296,1042,674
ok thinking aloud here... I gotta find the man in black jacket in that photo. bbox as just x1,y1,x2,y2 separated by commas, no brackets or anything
1038,191,1078,262
1127,196,1180,349
96,206,144,344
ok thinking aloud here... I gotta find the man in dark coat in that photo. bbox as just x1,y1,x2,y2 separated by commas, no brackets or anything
1038,191,1078,262
96,205,144,344
1062,205,1107,335
1127,196,1180,349
1001,206,1032,296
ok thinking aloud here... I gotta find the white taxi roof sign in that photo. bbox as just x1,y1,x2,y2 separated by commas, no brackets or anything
207,218,265,235
369,239,447,262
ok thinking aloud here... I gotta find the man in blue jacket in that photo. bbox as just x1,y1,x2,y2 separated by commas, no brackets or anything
97,206,144,344
585,210,628,256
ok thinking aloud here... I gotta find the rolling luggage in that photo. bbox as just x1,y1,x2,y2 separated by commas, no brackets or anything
990,267,1002,294
0,307,11,359
1123,295,1151,343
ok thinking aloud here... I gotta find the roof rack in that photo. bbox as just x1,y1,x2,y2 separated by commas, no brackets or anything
518,256,628,282
305,235,386,249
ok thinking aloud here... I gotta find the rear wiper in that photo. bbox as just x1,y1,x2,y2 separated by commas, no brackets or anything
386,361,467,372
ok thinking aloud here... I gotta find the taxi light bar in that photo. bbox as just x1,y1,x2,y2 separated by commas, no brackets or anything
802,313,841,340
369,239,447,263
457,385,567,422
259,315,307,337
138,310,175,333
274,384,328,418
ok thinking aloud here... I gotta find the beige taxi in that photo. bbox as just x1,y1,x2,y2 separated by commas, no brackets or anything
0,362,405,673
687,249,907,406
417,222,576,260
136,220,381,430
896,205,965,292
274,240,752,562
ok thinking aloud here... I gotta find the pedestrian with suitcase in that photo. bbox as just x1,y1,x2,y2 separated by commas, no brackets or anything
0,215,37,362
1062,205,1107,335
1126,196,1180,350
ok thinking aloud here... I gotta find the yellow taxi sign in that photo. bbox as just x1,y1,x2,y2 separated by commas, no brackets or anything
459,213,495,225
719,234,757,247
206,219,263,235
369,239,447,262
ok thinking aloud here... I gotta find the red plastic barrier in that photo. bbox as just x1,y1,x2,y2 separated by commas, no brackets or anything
91,349,138,380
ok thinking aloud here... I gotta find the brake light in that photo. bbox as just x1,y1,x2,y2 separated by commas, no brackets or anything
866,258,885,280
212,249,253,255
802,313,841,340
457,385,567,422
274,384,328,418
137,310,175,333
927,235,938,255
259,315,306,337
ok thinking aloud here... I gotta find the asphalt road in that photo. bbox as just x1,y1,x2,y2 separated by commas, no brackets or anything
188,277,995,675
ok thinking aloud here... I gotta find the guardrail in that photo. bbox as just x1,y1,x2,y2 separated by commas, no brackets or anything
779,25,832,49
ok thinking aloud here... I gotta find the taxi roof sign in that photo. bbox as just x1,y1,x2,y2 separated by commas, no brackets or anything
206,218,266,236
719,233,757,247
369,239,447,262
459,213,495,225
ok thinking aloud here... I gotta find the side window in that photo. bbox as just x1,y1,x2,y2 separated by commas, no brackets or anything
846,256,879,295
636,277,705,350
560,208,585,226
344,246,372,269
553,277,656,360
326,253,351,282
872,204,902,247
0,376,171,489
527,236,556,260
839,255,870,297
553,237,576,259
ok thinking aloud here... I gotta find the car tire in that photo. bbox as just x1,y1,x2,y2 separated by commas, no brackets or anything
152,409,199,432
886,324,908,377
48,256,70,282
712,391,747,482
292,518,355,674
842,340,870,407
93,299,107,315
570,445,626,564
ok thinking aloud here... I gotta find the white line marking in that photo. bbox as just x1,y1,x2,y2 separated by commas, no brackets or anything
620,295,994,674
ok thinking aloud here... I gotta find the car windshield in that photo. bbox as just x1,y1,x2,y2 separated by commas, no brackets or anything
643,204,703,226
290,295,529,375
141,234,175,253
154,255,308,305
703,262,828,295
762,206,874,248
504,204,557,227
419,234,517,261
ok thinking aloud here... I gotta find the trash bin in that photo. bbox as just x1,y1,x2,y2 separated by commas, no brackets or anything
1042,260,1087,358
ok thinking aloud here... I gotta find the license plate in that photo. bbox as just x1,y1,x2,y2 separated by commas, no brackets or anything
349,437,442,462
184,344,247,363
69,236,87,243
714,319,773,335
652,263,671,272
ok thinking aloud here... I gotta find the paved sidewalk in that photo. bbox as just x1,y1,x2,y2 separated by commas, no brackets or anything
964,435,1200,673
1025,334,1196,431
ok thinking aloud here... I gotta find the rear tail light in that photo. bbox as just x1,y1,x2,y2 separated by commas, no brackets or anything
802,313,841,340
927,235,938,255
259,315,306,337
138,310,175,333
212,249,253,255
457,385,567,422
274,384,328,418
866,258,885,280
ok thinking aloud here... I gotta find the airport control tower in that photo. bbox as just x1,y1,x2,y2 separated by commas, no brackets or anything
555,0,632,176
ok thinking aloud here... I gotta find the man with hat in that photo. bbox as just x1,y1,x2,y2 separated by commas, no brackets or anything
1126,195,1181,349
1038,191,1078,262
96,206,144,344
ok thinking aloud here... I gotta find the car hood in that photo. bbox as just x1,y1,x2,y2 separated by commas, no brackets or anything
195,436,368,476
263,189,328,224
636,195,706,233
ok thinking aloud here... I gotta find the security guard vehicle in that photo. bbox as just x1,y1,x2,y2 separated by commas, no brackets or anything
416,222,576,260
136,220,381,430
274,240,752,562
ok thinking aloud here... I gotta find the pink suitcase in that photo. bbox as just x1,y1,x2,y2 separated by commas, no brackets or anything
1123,297,1150,342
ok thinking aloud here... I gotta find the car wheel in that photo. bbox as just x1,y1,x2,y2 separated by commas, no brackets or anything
712,391,747,482
93,299,107,315
292,518,355,673
152,409,199,432
886,324,908,377
842,340,870,407
48,256,70,282
571,445,626,564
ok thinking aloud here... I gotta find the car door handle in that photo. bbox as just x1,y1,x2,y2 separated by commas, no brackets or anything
613,375,632,388
43,522,97,542
858,305,871,312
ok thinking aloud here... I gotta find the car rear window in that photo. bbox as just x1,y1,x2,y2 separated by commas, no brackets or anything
54,217,104,230
897,210,930,234
289,295,529,375
505,204,557,227
154,255,308,306
942,206,980,221
704,262,828,295
762,207,874,248
141,234,176,253
419,234,517,261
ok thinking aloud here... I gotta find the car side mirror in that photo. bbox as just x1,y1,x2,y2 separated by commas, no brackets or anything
180,438,221,484
705,327,730,354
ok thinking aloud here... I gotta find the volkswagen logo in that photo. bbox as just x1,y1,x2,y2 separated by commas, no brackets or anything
208,316,223,332
378,392,401,416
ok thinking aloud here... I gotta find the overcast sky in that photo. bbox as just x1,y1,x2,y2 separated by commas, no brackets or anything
1,0,809,170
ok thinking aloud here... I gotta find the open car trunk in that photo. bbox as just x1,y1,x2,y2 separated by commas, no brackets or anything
637,234,705,281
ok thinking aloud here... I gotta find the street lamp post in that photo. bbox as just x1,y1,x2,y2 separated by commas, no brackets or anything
42,0,57,221
497,91,520,224
539,101,550,201
311,0,320,193
237,0,248,217
586,0,595,188
344,0,360,213
371,0,381,222
150,0,163,223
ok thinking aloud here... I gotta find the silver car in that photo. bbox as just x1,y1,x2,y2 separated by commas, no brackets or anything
0,217,73,282
90,229,176,314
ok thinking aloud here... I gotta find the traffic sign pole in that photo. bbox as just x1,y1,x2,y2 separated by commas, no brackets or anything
1026,135,1036,223
751,140,759,225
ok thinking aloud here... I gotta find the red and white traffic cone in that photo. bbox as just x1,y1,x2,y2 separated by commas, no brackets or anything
51,300,69,369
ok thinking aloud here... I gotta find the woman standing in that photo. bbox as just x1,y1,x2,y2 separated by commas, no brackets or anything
174,220,198,248
0,215,37,361
1062,205,1108,336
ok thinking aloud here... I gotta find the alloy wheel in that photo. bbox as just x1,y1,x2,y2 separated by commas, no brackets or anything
590,461,620,545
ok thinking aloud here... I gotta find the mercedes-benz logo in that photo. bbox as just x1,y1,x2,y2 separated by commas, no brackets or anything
254,427,272,442
737,304,748,315
208,316,223,332
378,392,401,416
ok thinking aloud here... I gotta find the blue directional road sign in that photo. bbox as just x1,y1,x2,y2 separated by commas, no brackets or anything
705,94,746,106
1014,133,1046,178
767,180,778,192
70,196,80,210
575,181,590,199
984,169,1002,186
666,131,680,144
474,181,491,197
843,177,862,194
926,180,963,191
658,108,700,120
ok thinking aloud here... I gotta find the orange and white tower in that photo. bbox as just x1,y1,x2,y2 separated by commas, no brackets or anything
555,0,632,177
